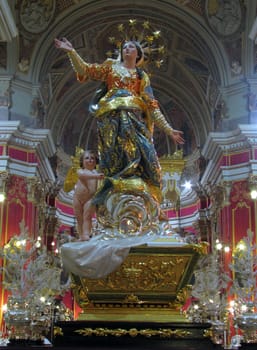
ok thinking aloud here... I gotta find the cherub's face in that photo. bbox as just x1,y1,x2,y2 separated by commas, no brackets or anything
83,152,96,170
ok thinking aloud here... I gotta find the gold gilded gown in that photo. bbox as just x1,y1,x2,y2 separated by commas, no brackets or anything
67,50,175,205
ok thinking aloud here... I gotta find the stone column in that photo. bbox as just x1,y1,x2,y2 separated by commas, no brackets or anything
0,77,12,120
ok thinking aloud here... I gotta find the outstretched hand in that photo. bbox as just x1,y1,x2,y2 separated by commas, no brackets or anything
171,130,185,145
54,37,73,52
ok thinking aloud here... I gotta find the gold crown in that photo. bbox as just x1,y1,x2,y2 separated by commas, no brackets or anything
106,19,166,71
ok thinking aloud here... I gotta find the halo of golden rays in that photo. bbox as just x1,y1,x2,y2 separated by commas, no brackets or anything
106,19,166,71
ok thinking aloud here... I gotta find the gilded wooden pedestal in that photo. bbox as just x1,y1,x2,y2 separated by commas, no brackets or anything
70,243,207,322
54,242,216,348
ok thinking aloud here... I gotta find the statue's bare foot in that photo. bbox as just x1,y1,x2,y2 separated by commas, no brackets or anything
78,235,91,241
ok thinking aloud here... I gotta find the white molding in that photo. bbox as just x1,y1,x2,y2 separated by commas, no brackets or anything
0,0,18,42
9,161,38,178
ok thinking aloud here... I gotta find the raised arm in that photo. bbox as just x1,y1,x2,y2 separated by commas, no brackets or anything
54,37,74,52
54,37,111,82
54,37,89,77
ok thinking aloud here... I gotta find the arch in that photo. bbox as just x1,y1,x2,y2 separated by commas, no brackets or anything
26,0,233,158
31,1,229,85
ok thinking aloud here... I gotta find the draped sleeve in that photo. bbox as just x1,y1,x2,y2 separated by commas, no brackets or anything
140,72,174,136
67,49,112,83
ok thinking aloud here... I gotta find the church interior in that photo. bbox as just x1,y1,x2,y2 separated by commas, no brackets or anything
1,0,257,349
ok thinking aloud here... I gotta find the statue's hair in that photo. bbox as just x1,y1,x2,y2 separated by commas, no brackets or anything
120,40,144,66
80,150,98,168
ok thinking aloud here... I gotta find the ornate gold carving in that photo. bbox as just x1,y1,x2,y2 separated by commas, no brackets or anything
7,175,27,201
124,293,142,304
71,245,205,317
187,242,209,255
159,151,185,174
79,254,188,293
70,276,91,309
54,326,63,337
174,285,192,308
75,327,191,338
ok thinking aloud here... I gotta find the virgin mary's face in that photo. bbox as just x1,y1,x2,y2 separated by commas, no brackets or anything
122,41,138,62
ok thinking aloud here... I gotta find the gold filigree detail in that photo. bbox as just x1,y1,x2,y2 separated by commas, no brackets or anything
204,328,212,338
111,177,149,193
79,255,187,292
123,293,142,304
174,285,192,308
71,246,203,314
161,149,184,160
187,242,209,255
159,151,185,174
7,174,27,200
231,181,250,203
75,327,191,338
54,326,63,337
70,275,91,308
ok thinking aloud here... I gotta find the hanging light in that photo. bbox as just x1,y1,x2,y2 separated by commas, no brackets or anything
0,193,5,202
251,189,257,200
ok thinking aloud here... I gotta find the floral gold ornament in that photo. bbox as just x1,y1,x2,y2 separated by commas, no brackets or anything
75,327,191,338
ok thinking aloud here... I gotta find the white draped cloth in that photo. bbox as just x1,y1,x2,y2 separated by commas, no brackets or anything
61,234,159,279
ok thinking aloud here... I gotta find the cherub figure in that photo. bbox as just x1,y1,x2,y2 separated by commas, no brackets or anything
73,150,104,241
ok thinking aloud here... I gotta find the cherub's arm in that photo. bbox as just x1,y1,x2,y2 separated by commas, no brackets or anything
78,169,104,183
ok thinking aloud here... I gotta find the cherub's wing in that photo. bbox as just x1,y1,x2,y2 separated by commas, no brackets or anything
63,166,78,192
63,147,84,192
